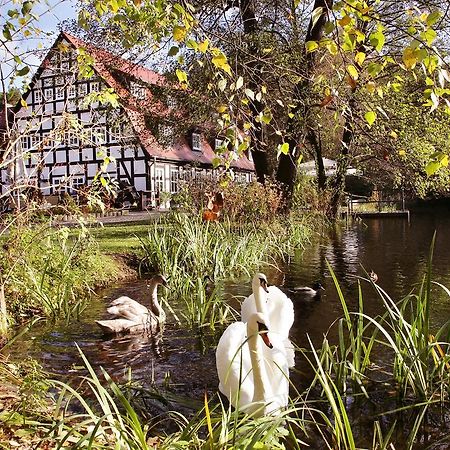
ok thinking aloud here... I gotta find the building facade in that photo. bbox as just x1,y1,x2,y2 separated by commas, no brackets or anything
1,32,254,209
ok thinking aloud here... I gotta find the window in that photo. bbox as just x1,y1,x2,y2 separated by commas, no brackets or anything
215,138,225,151
56,76,64,85
91,127,106,145
44,88,53,101
170,168,179,193
61,60,70,71
167,96,177,109
43,78,52,87
34,90,42,104
68,85,76,99
78,84,87,97
65,130,79,146
109,123,121,141
130,81,146,99
21,136,29,150
31,134,40,148
191,132,201,152
158,124,174,143
56,87,64,100
154,167,164,193
42,131,53,148
69,176,84,194
90,81,100,92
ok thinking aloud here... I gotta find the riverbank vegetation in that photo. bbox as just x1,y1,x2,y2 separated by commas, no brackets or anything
1,260,450,449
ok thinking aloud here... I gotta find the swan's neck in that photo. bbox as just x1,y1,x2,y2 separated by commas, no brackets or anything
254,286,268,316
248,330,270,414
149,283,165,321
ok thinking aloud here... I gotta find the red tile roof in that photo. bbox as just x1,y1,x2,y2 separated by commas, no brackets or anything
60,32,254,172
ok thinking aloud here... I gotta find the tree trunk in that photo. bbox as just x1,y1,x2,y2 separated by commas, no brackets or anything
276,0,334,207
239,0,269,184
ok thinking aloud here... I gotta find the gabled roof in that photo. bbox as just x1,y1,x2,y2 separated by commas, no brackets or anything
39,32,254,171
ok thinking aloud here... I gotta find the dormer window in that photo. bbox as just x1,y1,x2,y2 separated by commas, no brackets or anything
130,81,146,99
158,124,174,144
215,138,225,151
192,132,201,152
167,96,177,109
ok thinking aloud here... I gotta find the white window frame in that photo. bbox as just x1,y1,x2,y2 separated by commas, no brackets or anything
56,87,65,100
65,130,79,146
31,134,40,148
215,138,225,151
44,88,53,101
78,84,87,97
154,167,164,193
91,127,107,145
109,123,121,142
158,124,174,142
21,136,29,150
90,81,100,92
167,96,177,108
61,60,70,71
192,132,201,152
130,81,146,99
170,168,179,194
69,176,84,194
68,85,76,99
34,90,42,104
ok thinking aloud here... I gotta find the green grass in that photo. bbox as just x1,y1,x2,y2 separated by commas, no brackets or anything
85,223,152,253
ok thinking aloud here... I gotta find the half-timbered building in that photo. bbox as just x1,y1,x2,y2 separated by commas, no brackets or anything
1,32,254,209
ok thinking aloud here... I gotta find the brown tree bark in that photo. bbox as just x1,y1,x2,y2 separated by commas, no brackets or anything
276,0,333,208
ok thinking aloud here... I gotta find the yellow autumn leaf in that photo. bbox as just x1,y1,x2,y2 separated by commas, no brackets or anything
339,15,351,26
398,149,406,156
173,25,187,42
403,47,418,70
366,81,376,93
198,40,209,53
355,51,366,66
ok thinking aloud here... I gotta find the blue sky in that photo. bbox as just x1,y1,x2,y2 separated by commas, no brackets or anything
1,0,78,87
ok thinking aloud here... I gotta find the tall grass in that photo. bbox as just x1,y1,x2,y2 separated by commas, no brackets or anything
0,218,121,326
138,213,312,330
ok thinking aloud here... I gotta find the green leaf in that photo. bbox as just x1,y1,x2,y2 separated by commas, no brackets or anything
21,1,33,15
402,47,418,70
364,110,377,126
176,68,188,83
369,30,385,52
311,7,324,29
355,51,366,66
2,26,12,41
306,41,319,53
168,46,179,56
426,11,442,26
278,142,289,155
425,161,441,176
420,28,437,46
16,66,29,76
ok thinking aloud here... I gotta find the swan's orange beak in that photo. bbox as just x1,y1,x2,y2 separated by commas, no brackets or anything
261,332,273,349
257,321,273,348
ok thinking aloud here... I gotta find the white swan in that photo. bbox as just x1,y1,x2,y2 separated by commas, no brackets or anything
96,274,168,335
216,312,289,417
241,273,295,366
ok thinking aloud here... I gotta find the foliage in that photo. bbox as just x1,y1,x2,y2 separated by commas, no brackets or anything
0,213,121,326
172,179,283,223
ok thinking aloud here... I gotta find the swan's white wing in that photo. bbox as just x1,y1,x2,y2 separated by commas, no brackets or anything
107,296,149,320
216,322,254,408
266,286,294,338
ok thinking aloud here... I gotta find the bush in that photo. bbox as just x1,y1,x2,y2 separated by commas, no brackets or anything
172,178,283,223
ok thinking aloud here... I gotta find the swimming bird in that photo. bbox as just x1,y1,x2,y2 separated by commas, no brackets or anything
290,281,325,300
241,273,295,367
216,312,289,417
96,274,168,335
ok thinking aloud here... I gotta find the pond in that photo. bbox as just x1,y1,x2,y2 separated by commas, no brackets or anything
7,210,450,447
